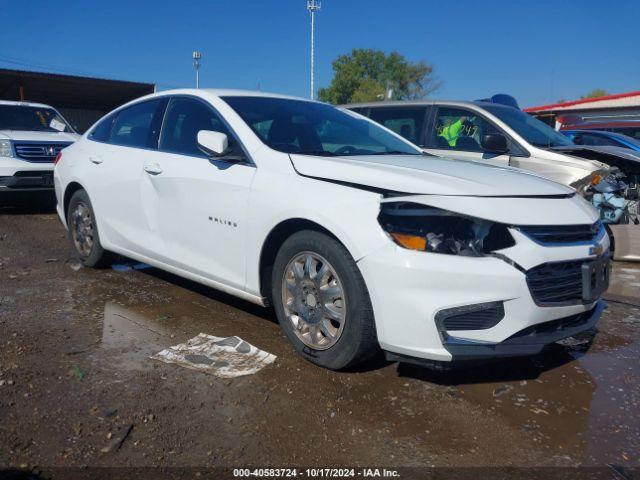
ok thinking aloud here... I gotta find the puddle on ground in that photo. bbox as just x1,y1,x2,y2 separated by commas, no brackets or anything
70,263,640,465
444,305,640,464
607,262,640,301
71,271,281,372
100,301,173,369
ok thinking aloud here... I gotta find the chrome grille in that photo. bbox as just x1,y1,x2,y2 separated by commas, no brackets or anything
13,142,71,163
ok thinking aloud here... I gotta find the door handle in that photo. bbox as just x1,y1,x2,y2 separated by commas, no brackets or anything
90,156,103,164
143,163,163,175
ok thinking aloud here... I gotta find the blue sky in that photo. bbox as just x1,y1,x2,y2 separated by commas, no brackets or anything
1,0,638,107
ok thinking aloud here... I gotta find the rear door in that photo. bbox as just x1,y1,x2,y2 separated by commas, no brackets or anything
424,106,512,168
87,98,167,258
367,106,429,147
141,96,256,290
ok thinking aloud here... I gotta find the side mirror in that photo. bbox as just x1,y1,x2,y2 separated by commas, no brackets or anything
481,133,509,154
197,130,229,156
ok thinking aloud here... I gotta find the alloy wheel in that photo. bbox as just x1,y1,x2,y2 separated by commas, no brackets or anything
281,251,347,350
71,202,94,257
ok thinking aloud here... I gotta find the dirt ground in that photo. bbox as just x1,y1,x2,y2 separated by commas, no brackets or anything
0,192,638,476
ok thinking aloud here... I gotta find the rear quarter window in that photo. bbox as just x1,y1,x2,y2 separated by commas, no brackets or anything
89,114,115,142
109,100,163,148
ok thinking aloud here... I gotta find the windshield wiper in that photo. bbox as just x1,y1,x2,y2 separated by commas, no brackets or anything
297,150,338,157
369,150,421,156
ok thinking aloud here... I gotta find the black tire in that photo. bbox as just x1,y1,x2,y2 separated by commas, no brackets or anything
66,189,112,268
271,230,378,370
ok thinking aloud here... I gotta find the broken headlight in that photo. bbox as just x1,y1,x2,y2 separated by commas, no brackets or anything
378,202,515,256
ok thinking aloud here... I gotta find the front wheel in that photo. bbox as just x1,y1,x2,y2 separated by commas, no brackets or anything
67,189,112,268
271,230,378,370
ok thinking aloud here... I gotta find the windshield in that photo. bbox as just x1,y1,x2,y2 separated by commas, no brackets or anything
0,105,73,132
221,96,421,156
483,105,573,148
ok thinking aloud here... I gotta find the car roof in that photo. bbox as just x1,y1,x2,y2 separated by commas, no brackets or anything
566,129,613,135
0,99,56,109
563,120,640,128
566,129,634,139
140,88,319,103
341,99,500,109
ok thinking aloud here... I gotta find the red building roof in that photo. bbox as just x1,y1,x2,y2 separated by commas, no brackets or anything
525,90,640,113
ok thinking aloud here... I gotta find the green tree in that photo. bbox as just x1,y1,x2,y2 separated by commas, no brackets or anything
580,89,610,99
317,49,440,104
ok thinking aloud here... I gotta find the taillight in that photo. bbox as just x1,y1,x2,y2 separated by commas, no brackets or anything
54,152,62,165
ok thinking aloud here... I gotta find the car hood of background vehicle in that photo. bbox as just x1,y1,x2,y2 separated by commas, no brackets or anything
290,154,573,197
0,130,80,142
552,145,640,165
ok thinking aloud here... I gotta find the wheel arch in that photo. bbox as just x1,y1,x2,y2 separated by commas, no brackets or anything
63,181,86,219
258,218,349,301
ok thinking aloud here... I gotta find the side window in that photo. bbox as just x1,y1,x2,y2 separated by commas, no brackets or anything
159,98,238,157
614,127,640,140
579,134,621,147
429,107,499,153
572,133,587,145
109,100,162,148
89,114,115,142
369,107,427,145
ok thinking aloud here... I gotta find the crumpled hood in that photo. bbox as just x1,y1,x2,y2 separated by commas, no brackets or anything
290,154,573,197
552,145,640,165
0,130,80,142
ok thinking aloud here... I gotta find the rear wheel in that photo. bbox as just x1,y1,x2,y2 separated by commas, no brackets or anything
271,230,378,370
67,189,111,267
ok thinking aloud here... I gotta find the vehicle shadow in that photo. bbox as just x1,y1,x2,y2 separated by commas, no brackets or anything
0,191,57,214
117,257,591,381
137,265,278,324
397,343,588,385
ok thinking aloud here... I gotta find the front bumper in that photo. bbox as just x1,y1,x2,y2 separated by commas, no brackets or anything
436,301,603,361
0,157,54,191
358,234,609,363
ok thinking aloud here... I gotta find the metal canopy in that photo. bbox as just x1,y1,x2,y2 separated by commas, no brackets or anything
0,68,155,111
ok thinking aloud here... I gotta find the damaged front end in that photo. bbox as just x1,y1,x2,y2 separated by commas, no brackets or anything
377,202,515,256
557,146,640,226
590,173,638,225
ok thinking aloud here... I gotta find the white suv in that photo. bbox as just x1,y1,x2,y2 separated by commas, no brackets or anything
0,100,79,191
54,89,609,370
345,100,616,191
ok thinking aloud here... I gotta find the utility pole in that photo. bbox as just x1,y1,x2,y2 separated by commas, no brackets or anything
307,0,321,100
193,51,202,88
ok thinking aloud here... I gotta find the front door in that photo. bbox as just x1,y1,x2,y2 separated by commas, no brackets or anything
141,96,256,290
424,106,512,168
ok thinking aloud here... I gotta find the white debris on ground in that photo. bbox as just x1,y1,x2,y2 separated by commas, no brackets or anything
151,334,276,378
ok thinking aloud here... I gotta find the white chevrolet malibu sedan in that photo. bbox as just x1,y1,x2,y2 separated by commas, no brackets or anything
54,89,610,370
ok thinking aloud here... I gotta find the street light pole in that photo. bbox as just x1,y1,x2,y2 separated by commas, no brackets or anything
307,0,321,100
193,51,202,88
